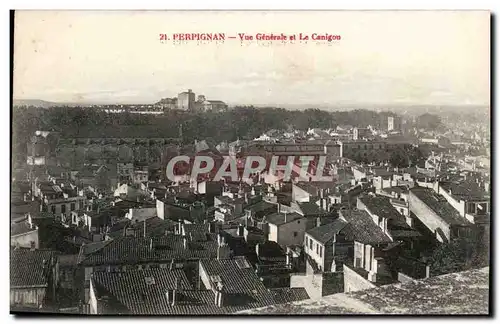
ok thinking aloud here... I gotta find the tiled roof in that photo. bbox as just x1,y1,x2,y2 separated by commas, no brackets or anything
131,217,177,238
440,181,488,201
340,210,393,244
243,200,276,213
11,248,55,287
410,188,470,226
91,257,309,315
92,268,192,309
359,195,410,229
80,235,219,266
390,230,422,238
268,288,310,304
306,219,348,244
11,221,37,236
265,212,303,226
294,182,335,196
296,201,325,216
200,256,306,308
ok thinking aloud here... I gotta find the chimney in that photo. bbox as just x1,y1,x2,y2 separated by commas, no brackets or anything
171,289,177,306
217,233,225,247
286,251,292,268
166,290,171,304
283,211,288,223
215,281,225,307
217,244,230,260
177,221,183,235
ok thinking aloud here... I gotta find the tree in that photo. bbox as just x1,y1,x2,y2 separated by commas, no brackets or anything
428,237,489,276
416,113,442,130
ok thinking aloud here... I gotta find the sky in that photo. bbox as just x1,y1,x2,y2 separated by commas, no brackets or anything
13,11,490,106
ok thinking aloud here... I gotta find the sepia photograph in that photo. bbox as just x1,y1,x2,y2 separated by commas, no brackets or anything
10,10,491,316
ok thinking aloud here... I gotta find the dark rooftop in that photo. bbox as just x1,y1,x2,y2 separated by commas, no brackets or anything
359,195,410,229
11,221,37,236
80,235,219,266
410,188,470,226
11,248,55,287
294,182,336,196
265,212,303,226
340,209,393,244
306,219,348,244
440,181,489,201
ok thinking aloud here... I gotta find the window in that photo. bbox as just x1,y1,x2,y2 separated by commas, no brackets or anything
309,239,313,250
70,203,75,211
78,201,83,210
51,205,56,214
61,204,66,214
319,246,323,257
293,231,298,237
316,244,319,254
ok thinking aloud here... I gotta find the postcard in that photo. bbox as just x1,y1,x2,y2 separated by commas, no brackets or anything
11,10,490,316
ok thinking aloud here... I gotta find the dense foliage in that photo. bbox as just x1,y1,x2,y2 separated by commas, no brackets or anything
416,113,442,130
13,105,399,144
428,237,489,276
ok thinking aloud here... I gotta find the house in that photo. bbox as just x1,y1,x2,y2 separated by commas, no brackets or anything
88,256,308,314
436,181,490,224
409,188,474,243
79,233,224,303
10,248,58,312
11,214,39,249
113,183,146,201
357,195,421,243
201,100,228,112
265,212,306,247
292,182,336,203
304,219,351,273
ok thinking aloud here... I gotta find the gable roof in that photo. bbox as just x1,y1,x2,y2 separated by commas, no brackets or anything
80,235,219,266
306,219,348,244
265,212,303,226
340,210,393,244
410,188,470,226
359,195,410,229
11,248,55,287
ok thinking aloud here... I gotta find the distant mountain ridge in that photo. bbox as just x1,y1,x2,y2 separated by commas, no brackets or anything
13,99,92,108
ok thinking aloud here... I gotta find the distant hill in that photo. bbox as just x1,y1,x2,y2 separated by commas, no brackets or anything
13,99,92,108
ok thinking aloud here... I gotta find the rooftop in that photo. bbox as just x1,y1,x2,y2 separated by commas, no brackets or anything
265,212,303,226
359,195,410,229
294,182,336,196
11,248,55,287
80,235,219,266
410,188,470,226
238,267,489,315
340,209,392,244
306,219,348,244
440,181,489,201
